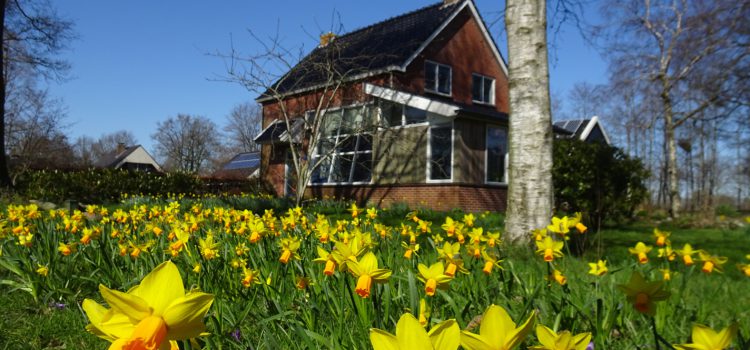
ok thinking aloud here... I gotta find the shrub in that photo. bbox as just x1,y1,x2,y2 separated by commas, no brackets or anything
553,139,649,226
12,169,273,204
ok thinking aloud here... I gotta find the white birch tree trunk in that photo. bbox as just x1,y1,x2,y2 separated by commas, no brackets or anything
504,0,554,241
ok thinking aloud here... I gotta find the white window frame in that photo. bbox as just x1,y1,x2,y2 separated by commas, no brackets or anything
378,101,430,129
472,73,495,105
484,125,508,185
424,60,452,97
426,121,455,183
309,104,375,186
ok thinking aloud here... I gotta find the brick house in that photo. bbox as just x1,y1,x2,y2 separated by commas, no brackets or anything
255,0,514,212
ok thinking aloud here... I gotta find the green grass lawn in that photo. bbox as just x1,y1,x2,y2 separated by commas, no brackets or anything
0,207,748,349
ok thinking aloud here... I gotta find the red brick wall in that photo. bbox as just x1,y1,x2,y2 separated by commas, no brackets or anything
396,8,509,114
306,184,507,213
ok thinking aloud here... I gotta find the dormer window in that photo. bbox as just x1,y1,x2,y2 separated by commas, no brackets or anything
425,61,452,95
472,74,495,105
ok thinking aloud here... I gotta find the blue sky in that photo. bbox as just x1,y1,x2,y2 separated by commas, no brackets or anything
48,1,606,154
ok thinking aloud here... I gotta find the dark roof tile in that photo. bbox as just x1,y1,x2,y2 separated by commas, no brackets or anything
262,1,463,98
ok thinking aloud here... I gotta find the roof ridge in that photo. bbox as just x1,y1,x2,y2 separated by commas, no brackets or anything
328,1,458,42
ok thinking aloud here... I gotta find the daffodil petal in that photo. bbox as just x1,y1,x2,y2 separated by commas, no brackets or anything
82,299,108,325
428,319,460,350
132,261,185,316
370,328,399,350
460,331,494,350
162,292,214,340
395,313,432,350
98,312,137,340
99,284,151,321
505,312,536,350
573,332,592,350
535,325,557,349
479,305,514,346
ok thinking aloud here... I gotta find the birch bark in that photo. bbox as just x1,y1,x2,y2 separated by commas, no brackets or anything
504,0,554,241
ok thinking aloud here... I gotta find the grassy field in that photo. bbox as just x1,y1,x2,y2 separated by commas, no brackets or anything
0,200,748,349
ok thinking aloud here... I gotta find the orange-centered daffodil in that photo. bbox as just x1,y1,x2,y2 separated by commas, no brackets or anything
83,261,214,350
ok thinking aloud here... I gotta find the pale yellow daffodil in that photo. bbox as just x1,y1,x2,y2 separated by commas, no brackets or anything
417,262,453,296
529,325,591,350
83,261,214,349
673,323,737,350
460,304,536,350
370,313,460,350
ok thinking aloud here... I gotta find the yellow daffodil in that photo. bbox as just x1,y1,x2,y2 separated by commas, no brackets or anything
660,269,672,281
36,264,49,277
531,228,548,241
588,260,608,276
442,217,459,237
481,250,503,275
658,245,676,261
463,213,476,227
547,216,570,240
418,298,431,326
402,242,420,259
617,272,670,315
348,203,361,218
673,323,737,350
417,262,453,296
83,261,214,349
313,246,338,276
460,304,536,350
675,244,699,266
437,242,466,277
535,236,564,262
568,212,587,234
58,242,76,256
468,227,485,245
295,276,311,290
738,263,750,277
486,231,501,247
529,325,591,350
628,242,652,264
370,313,460,350
348,252,391,298
241,267,262,287
697,252,728,274
366,207,378,220
278,237,301,264
653,228,670,247
550,270,566,285
198,234,219,260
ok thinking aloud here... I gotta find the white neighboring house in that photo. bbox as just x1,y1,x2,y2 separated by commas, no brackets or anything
94,144,162,172
553,116,612,145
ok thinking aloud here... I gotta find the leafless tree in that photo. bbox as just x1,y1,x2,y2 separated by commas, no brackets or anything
152,114,221,174
1,0,75,187
217,29,383,205
73,130,138,167
596,0,750,217
504,0,555,241
224,102,262,153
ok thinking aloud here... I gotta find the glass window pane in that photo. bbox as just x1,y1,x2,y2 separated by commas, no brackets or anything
472,75,482,101
430,126,452,180
341,107,362,134
330,155,353,183
352,153,372,182
321,110,341,136
338,136,357,153
483,78,494,103
486,127,507,182
311,156,330,184
357,134,373,152
405,106,427,124
425,62,436,91
438,65,451,94
379,100,402,127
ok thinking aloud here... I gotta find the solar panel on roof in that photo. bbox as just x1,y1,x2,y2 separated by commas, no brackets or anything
234,153,259,162
223,158,260,170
